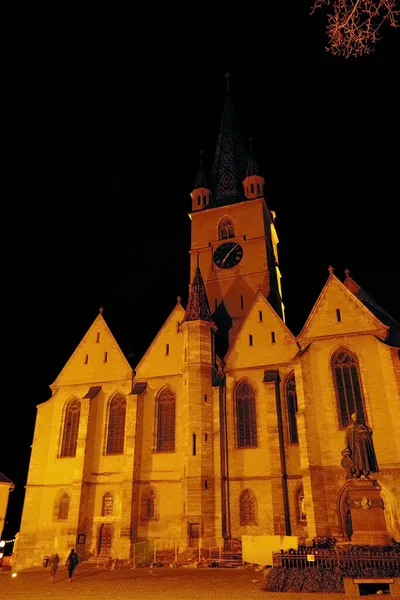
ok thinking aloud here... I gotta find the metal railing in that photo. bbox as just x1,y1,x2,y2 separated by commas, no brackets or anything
272,547,400,576
133,537,242,568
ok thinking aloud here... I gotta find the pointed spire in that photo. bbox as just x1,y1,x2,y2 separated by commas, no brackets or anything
328,265,334,274
210,73,248,206
193,150,209,189
182,261,214,323
245,137,260,177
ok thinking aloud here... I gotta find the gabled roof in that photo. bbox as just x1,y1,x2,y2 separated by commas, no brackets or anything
134,299,186,374
298,270,389,341
224,287,297,367
344,272,400,346
0,472,14,485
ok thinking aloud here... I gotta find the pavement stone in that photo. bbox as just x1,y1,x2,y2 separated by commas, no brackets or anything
0,563,397,600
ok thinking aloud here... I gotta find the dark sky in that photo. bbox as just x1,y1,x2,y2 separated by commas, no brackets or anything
2,9,399,540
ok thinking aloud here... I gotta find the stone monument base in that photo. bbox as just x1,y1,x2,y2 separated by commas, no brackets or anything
345,478,392,546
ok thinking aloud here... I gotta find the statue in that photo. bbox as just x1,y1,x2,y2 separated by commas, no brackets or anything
341,413,379,478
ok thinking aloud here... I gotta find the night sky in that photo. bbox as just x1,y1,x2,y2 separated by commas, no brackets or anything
2,9,399,540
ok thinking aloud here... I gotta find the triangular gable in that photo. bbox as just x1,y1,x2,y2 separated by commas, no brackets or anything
134,302,186,378
298,273,389,341
344,274,400,346
224,290,297,369
52,311,133,387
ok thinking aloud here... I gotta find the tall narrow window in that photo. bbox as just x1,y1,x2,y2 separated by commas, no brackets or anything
271,331,276,343
336,309,342,322
104,351,108,363
240,489,257,525
219,218,235,239
249,334,253,346
84,354,89,364
96,332,100,343
106,395,126,454
286,373,298,444
166,343,170,356
332,349,365,427
102,492,114,516
156,388,176,452
60,399,81,457
58,493,70,520
236,381,257,447
259,310,263,322
141,487,156,519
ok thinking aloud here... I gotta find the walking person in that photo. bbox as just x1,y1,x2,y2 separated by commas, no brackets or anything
49,552,60,583
66,548,79,582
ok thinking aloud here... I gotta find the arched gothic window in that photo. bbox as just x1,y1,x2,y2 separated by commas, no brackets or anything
141,487,157,520
286,373,298,444
240,489,257,525
106,395,126,454
236,381,257,448
60,399,81,457
156,388,176,452
332,349,366,428
219,218,235,240
102,492,114,516
58,493,70,520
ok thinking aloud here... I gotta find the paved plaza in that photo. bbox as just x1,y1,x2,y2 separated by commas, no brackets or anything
1,563,396,600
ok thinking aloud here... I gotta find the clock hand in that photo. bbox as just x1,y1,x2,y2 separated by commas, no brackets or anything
221,243,239,265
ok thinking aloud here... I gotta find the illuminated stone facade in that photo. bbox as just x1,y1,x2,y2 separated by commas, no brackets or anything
14,77,400,570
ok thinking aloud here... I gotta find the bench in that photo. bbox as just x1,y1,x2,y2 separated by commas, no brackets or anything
344,577,400,596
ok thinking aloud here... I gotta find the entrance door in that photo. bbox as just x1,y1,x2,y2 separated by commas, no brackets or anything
188,522,200,548
98,523,112,555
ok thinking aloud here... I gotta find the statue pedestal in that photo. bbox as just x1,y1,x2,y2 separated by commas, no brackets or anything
346,478,392,546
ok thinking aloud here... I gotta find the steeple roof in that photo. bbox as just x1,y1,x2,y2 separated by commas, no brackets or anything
182,262,214,324
245,137,261,177
193,150,210,189
210,73,248,206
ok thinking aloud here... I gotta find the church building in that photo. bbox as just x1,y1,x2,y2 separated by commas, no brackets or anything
14,75,400,569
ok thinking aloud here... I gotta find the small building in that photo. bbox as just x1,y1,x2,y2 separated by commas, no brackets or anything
0,473,15,540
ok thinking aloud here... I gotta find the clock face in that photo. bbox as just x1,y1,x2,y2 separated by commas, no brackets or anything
213,242,243,269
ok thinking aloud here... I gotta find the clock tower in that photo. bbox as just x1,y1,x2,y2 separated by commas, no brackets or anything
189,74,283,355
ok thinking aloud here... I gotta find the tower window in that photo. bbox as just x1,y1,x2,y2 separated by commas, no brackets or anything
204,394,207,402
205,480,208,490
271,331,276,343
219,218,235,240
96,332,100,343
251,183,254,194
193,433,197,456
336,309,342,322
249,334,253,346
197,195,201,206
176,321,181,332
240,294,244,310
166,344,170,356
104,351,108,363
205,433,208,441
259,310,263,322
257,183,261,194
84,354,89,365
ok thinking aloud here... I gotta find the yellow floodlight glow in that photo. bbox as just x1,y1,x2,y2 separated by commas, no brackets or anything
12,572,18,577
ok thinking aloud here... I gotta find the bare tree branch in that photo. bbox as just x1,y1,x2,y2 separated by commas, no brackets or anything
312,0,399,58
